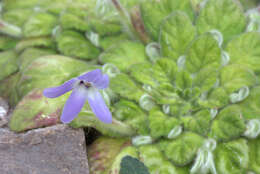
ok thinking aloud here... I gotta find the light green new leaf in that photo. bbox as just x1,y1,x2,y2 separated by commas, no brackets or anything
248,138,260,173
99,41,148,72
210,105,246,141
23,12,58,37
239,86,260,120
139,145,179,174
197,0,247,43
192,67,218,92
220,64,257,94
226,32,260,74
140,0,171,40
110,73,144,102
186,34,221,73
214,139,249,174
114,99,149,135
0,51,18,81
163,132,204,166
149,109,180,139
56,30,100,60
175,70,192,90
183,109,211,136
160,11,196,61
60,13,90,31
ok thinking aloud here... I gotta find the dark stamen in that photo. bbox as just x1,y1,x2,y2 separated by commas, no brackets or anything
85,82,92,88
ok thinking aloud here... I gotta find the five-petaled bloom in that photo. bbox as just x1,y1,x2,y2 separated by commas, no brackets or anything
43,69,112,124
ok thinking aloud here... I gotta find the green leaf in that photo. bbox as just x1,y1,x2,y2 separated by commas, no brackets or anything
214,139,249,174
248,138,260,173
220,64,257,94
2,9,33,27
88,137,130,174
192,67,218,92
110,147,139,174
162,132,204,166
184,109,211,136
0,50,18,81
15,37,56,53
197,0,246,43
114,99,149,135
239,86,260,120
8,89,66,132
100,41,148,72
19,48,56,71
60,13,90,31
160,11,196,61
139,144,179,174
0,36,18,51
140,0,171,40
23,12,57,37
185,34,221,73
206,87,230,108
175,70,192,90
56,30,100,60
110,73,144,102
18,55,91,98
149,109,180,139
210,105,246,141
226,32,260,74
120,156,150,174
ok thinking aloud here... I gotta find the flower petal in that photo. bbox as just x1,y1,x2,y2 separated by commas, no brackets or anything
78,69,102,83
43,78,77,98
60,88,87,124
87,89,112,123
94,74,109,89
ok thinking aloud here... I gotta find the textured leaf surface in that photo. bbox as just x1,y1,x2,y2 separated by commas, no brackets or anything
160,12,196,61
56,30,100,60
163,132,203,166
186,34,221,73
139,145,179,174
226,32,260,73
220,64,257,94
210,105,246,141
214,139,249,174
197,0,246,43
100,41,147,71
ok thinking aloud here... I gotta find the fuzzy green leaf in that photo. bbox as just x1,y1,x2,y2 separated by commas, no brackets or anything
160,12,196,61
139,145,179,174
226,32,260,74
186,34,221,73
23,12,57,37
197,0,246,43
210,105,246,141
100,41,148,72
110,73,144,102
0,51,18,81
56,30,100,60
214,139,249,174
220,64,257,94
163,132,204,166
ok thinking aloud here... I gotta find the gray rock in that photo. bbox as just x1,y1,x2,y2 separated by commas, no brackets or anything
0,97,9,127
0,124,89,174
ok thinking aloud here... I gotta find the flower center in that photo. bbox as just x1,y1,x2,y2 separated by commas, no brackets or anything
79,80,92,88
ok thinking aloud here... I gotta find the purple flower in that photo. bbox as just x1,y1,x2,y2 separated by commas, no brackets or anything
43,69,112,124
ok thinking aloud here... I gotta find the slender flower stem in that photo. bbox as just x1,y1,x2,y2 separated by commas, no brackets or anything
110,0,136,39
130,6,151,44
0,20,22,38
